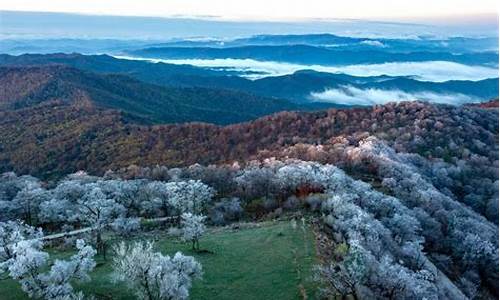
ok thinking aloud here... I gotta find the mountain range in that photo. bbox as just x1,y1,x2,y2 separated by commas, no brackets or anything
147,34,499,53
1,53,497,104
2,33,497,55
0,64,496,179
0,65,329,125
127,45,499,67
0,43,497,179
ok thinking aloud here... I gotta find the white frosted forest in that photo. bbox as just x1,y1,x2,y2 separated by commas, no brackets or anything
1,136,498,299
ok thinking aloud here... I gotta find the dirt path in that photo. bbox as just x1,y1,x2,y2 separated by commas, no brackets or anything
37,216,178,241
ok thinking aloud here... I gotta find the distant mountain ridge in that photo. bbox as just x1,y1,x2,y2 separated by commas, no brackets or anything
0,65,323,125
128,45,499,66
2,32,498,55
1,53,497,104
143,33,499,53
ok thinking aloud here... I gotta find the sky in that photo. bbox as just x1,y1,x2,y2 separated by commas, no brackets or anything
0,1,498,40
1,0,498,21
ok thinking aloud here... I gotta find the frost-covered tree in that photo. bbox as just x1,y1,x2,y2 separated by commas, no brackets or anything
144,181,172,217
180,213,206,251
113,241,202,300
38,180,85,225
234,165,277,200
146,180,214,217
78,185,126,227
7,239,96,300
99,179,145,217
167,180,214,215
11,183,48,226
209,198,243,225
1,222,96,300
110,217,141,236
0,173,47,224
77,184,125,258
274,162,326,196
320,189,441,299
314,241,372,298
184,164,238,198
348,138,498,279
373,255,436,300
39,178,145,226
0,221,43,276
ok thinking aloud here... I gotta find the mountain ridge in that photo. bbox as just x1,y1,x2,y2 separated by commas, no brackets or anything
129,45,499,66
0,65,325,125
1,53,497,104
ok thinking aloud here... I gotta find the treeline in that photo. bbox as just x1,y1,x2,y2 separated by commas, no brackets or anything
1,99,497,182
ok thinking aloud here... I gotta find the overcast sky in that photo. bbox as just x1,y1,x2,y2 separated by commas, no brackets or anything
1,0,498,21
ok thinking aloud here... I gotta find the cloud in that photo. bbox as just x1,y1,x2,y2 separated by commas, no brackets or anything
334,61,498,82
114,55,499,82
360,40,387,47
309,85,479,105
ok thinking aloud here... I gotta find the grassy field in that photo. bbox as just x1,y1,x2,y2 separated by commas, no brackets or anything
0,221,318,300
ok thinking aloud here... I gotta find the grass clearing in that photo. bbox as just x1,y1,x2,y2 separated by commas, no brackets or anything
0,221,318,300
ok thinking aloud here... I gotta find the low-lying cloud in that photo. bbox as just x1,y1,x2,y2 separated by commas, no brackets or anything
114,56,499,82
360,40,387,47
335,61,498,82
309,85,479,105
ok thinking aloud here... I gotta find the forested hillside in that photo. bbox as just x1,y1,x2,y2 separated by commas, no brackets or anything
0,65,312,125
1,76,497,219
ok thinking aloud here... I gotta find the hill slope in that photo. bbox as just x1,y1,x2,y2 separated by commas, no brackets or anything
1,73,497,179
0,65,311,125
